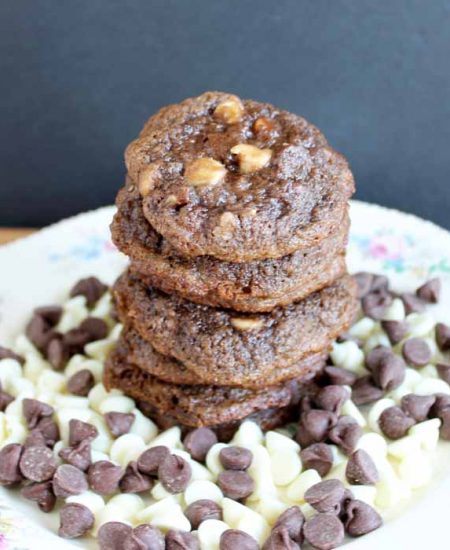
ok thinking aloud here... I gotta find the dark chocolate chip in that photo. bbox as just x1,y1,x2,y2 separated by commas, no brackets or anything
299,443,333,477
120,461,153,493
438,408,450,440
328,416,362,456
19,445,56,482
219,446,253,471
0,443,23,486
352,376,384,406
185,499,222,529
220,529,259,550
24,429,48,448
67,369,95,397
416,278,441,304
59,503,95,539
166,530,200,550
378,406,416,439
25,314,55,351
365,346,392,372
401,293,426,315
381,320,408,345
98,521,133,550
63,328,92,354
158,454,191,494
53,464,89,497
371,354,406,391
0,345,24,364
324,366,357,386
346,449,379,485
59,440,92,471
402,338,432,367
104,411,136,438
34,305,63,326
21,480,56,512
22,398,54,429
35,417,60,448
123,524,165,550
305,479,346,513
430,393,450,417
70,277,108,307
137,446,170,476
353,272,375,299
263,527,300,549
183,428,218,462
401,394,436,422
437,364,450,385
304,513,345,550
69,419,98,446
88,460,123,494
218,470,254,500
344,499,382,537
362,290,392,320
315,385,350,414
46,337,71,370
295,410,337,447
79,317,109,341
436,323,450,352
0,388,14,412
273,506,305,544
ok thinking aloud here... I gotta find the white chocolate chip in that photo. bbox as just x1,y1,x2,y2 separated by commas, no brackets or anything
205,443,227,478
184,479,224,505
265,431,300,455
367,398,396,433
270,449,302,486
330,341,365,373
110,433,146,467
129,408,158,443
231,317,264,331
230,144,272,174
185,158,227,187
148,426,182,450
382,298,406,321
198,519,229,550
231,421,264,450
285,469,322,503
409,419,441,451
348,317,376,339
98,395,135,414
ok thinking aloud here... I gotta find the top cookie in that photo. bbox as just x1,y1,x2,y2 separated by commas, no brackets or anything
125,91,355,262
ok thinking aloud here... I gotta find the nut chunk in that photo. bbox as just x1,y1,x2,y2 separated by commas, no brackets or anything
213,95,244,124
230,144,272,174
138,163,161,197
231,317,264,331
185,158,227,187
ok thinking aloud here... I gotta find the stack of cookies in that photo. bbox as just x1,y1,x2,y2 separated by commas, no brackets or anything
106,92,358,436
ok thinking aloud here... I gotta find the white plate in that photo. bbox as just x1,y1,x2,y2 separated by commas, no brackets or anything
1,200,450,549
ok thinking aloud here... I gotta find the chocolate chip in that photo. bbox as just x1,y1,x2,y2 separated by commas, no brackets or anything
328,416,362,456
315,385,350,414
218,470,254,500
264,528,300,549
183,428,218,462
35,417,60,448
401,394,436,422
53,464,88,497
351,376,384,406
67,369,95,397
69,419,98,446
0,388,14,411
343,499,382,537
437,364,450,385
59,440,92,471
402,338,432,367
79,317,109,341
70,277,108,307
220,529,258,550
26,314,55,351
438,408,450,440
362,290,392,320
324,366,357,386
381,320,408,345
104,411,136,438
295,410,337,447
185,499,222,529
24,430,48,449
299,443,333,477
21,481,56,512
98,522,133,550
137,445,170,476
365,346,392,372
46,337,71,370
416,278,441,304
120,461,153,493
34,305,63,326
166,530,199,550
346,449,379,485
372,354,406,391
59,503,95,539
430,393,450,417
123,524,165,550
436,323,450,352
353,272,375,298
305,479,346,513
22,398,54,429
158,454,191,494
378,406,416,440
401,292,426,314
19,446,56,482
63,328,92,353
219,446,253,470
273,506,305,544
0,443,23,485
0,345,24,364
304,513,345,550
88,460,123,494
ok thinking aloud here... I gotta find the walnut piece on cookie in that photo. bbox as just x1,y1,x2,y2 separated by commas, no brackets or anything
185,158,227,187
230,144,272,174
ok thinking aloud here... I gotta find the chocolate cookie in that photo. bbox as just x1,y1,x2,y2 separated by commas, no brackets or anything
104,345,313,428
117,325,327,389
113,273,358,387
125,92,355,262
111,185,349,312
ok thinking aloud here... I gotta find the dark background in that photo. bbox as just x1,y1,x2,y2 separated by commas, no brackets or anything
1,0,449,228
